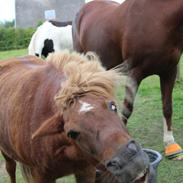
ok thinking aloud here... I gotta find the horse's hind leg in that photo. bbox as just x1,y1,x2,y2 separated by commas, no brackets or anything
32,176,56,183
31,169,56,183
75,166,96,183
1,151,16,183
160,68,183,160
121,68,143,124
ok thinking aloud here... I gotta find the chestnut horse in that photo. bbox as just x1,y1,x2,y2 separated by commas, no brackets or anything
0,51,150,183
72,0,183,160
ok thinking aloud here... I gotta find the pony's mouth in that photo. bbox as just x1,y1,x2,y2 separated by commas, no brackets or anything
95,167,149,183
133,168,148,183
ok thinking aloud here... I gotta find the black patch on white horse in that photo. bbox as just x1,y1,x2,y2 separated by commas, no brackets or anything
42,39,55,57
49,20,72,27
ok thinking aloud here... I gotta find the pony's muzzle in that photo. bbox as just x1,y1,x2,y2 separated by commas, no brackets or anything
105,140,150,183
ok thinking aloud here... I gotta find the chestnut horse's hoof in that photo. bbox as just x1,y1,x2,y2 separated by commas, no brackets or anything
165,143,183,160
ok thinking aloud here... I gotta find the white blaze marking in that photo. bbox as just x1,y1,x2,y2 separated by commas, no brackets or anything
163,118,175,145
79,100,94,113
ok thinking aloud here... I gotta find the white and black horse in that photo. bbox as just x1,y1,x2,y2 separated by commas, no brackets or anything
28,20,73,58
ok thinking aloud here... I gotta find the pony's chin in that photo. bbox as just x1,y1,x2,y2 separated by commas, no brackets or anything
133,169,148,183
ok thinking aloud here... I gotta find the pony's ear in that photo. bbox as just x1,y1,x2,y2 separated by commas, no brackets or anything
32,113,64,140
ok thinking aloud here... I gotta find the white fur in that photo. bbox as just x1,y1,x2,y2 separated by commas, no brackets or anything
79,101,94,113
163,118,175,145
28,21,73,57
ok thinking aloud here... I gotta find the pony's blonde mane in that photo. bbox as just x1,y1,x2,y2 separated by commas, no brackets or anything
46,50,122,111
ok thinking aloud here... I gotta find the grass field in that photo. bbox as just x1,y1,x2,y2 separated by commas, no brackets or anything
0,49,183,183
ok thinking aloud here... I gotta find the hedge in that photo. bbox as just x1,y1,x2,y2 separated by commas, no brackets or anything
0,27,35,51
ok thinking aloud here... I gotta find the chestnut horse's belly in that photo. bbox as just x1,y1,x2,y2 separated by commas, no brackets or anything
124,47,181,77
87,45,122,69
81,27,123,69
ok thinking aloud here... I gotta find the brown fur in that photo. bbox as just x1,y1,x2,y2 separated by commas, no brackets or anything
0,51,134,183
47,50,122,113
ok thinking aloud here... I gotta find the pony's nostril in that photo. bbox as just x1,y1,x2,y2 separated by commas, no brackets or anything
128,142,138,153
106,157,122,170
122,141,140,160
67,130,80,140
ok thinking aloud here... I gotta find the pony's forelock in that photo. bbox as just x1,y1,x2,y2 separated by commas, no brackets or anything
46,50,123,112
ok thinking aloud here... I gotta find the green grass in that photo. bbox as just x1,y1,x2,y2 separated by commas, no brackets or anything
0,49,28,60
0,49,183,183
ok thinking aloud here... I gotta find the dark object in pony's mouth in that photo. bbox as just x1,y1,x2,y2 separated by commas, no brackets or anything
96,148,162,183
95,168,148,183
133,169,148,183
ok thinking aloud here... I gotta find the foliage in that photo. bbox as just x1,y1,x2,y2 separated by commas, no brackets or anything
36,20,44,27
0,27,35,51
0,20,15,28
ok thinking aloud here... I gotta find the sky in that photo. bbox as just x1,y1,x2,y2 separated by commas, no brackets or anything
0,0,125,22
0,0,15,22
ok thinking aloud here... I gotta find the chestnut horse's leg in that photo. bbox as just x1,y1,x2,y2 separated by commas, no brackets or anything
121,69,143,124
160,68,183,160
32,175,56,183
1,151,16,183
75,166,96,183
176,63,180,81
25,168,55,183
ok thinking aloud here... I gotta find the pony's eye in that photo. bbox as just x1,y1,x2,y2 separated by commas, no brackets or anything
111,104,117,112
108,101,117,112
67,130,80,140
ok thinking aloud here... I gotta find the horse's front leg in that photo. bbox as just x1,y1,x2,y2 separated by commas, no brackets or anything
75,166,96,183
160,68,183,160
30,168,56,183
121,68,143,124
1,151,16,183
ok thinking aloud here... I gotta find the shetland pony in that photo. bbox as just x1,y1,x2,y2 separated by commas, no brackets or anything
0,51,150,183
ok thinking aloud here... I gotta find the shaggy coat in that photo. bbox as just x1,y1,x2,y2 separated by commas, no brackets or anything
0,51,150,183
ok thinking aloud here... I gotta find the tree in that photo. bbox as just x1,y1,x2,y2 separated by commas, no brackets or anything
0,20,15,28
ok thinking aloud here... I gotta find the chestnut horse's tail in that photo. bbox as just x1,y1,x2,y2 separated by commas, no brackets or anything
20,164,33,183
